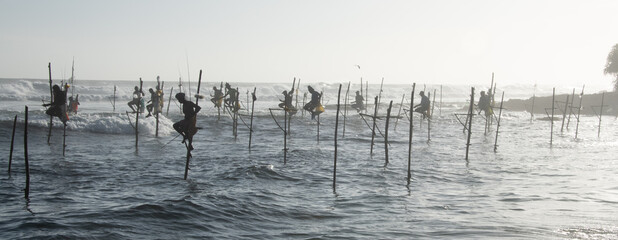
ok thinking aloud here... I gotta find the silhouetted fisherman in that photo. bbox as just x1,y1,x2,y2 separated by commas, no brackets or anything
351,90,365,111
278,86,296,113
211,86,224,108
413,90,430,118
43,84,70,124
303,85,322,119
146,88,158,117
128,86,145,112
68,94,80,114
223,83,239,112
478,90,492,117
173,92,201,150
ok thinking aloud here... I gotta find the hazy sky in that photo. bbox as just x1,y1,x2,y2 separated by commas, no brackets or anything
1,0,617,89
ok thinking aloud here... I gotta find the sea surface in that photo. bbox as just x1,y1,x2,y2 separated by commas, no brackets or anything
1,78,617,239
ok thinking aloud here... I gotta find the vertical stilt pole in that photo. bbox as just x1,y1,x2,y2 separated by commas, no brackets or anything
566,88,575,130
365,80,368,113
113,85,117,111
166,87,173,116
343,81,350,137
530,85,536,121
465,87,475,161
284,107,287,164
62,123,67,156
550,88,555,146
249,87,256,149
408,83,416,181
431,89,436,118
494,92,504,152
24,106,29,200
598,92,605,138
135,78,143,150
385,100,393,165
370,96,378,155
575,86,584,139
333,84,342,189
561,95,569,133
184,70,202,180
394,94,405,131
47,63,53,145
8,115,17,175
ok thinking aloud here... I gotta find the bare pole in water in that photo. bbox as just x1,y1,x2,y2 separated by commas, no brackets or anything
112,85,117,111
249,87,257,149
62,120,67,156
530,84,537,121
598,92,605,138
566,88,575,130
166,87,173,116
560,95,569,133
370,96,378,155
24,106,30,200
343,81,350,137
408,83,416,181
317,91,323,143
8,115,17,175
394,94,405,131
333,84,342,190
550,88,555,146
575,85,584,139
494,91,505,152
377,77,384,113
47,63,53,145
365,80,368,113
465,87,475,161
384,100,393,165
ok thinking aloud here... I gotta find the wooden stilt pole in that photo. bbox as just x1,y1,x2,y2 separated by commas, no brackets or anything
135,78,143,150
566,88,575,130
317,91,323,143
408,83,416,181
47,63,53,145
333,84,342,189
494,92,504,152
530,84,536,121
465,87,475,161
8,115,17,175
394,94,405,131
343,81,350,137
184,70,202,180
234,87,239,140
360,78,363,113
370,96,378,155
365,80,368,113
575,86,584,139
166,87,173,116
62,123,67,156
598,92,605,138
24,106,30,199
431,89,436,119
249,87,256,149
550,88,555,146
385,100,393,165
377,77,384,113
560,95,569,133
284,107,288,164
113,85,117,111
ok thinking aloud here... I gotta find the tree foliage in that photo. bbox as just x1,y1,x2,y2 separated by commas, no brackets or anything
604,43,618,91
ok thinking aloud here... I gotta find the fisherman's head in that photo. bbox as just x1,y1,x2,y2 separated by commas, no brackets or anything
307,86,314,92
481,91,486,96
53,84,61,92
175,92,186,102
213,86,217,90
282,90,287,95
356,91,360,95
134,86,139,91
149,88,155,93
419,91,425,96
69,96,73,101
225,83,231,89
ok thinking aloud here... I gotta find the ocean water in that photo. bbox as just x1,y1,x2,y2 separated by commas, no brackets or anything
1,78,617,239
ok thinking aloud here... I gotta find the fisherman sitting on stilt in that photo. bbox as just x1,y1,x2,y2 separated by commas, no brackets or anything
278,88,297,115
351,90,365,112
477,90,492,117
68,94,80,114
127,86,145,113
413,90,430,118
211,86,224,108
223,83,239,112
173,92,201,150
43,83,70,124
303,85,322,120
